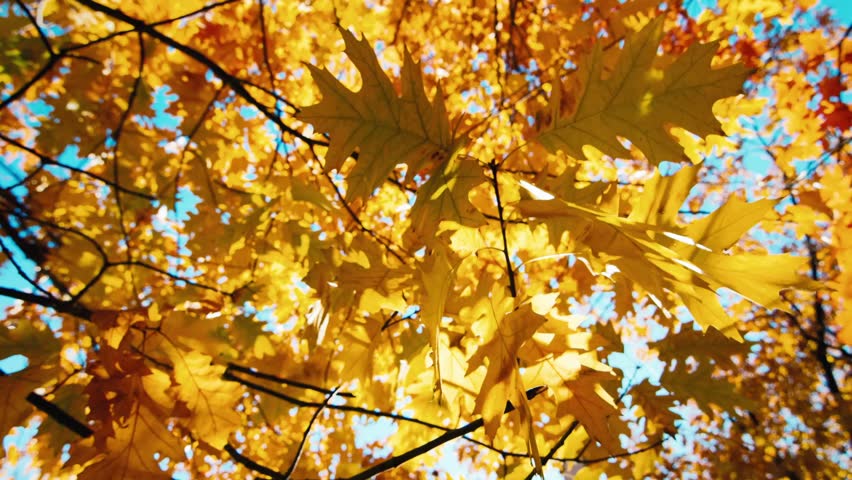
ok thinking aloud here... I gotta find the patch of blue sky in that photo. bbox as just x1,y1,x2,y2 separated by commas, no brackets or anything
255,305,278,324
459,89,487,115
374,40,386,54
353,415,397,456
274,138,296,155
400,305,419,319
136,85,182,131
39,312,62,332
0,420,41,480
0,354,27,374
824,0,852,22
15,98,52,129
0,236,41,310
0,162,25,191
36,144,94,181
472,52,489,72
174,185,201,220
239,105,259,120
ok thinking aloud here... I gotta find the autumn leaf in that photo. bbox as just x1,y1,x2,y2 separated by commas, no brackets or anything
652,326,747,369
557,369,622,452
408,154,487,237
0,321,60,443
167,349,242,448
0,1,846,478
466,301,546,436
662,363,757,413
536,17,751,165
416,244,454,395
39,384,90,454
72,401,185,480
298,27,466,201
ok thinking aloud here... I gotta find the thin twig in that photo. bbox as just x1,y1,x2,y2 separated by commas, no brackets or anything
345,386,547,480
0,132,156,200
74,0,319,146
523,420,580,480
488,159,517,297
226,363,354,398
15,0,56,56
0,55,60,111
280,387,340,479
225,443,285,480
0,286,92,319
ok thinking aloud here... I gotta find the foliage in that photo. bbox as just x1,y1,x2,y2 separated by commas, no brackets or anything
0,0,848,478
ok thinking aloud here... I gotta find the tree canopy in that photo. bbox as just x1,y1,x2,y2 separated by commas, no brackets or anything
0,0,849,478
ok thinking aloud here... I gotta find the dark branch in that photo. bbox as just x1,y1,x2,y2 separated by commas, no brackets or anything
524,420,580,479
15,0,56,56
226,363,354,398
27,391,93,438
74,0,320,146
345,386,547,480
61,0,241,53
0,286,92,319
225,443,285,480
0,132,157,200
488,159,517,297
280,387,339,479
0,55,60,112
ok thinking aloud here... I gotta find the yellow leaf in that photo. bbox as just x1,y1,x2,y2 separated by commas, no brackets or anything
409,154,487,237
467,303,546,437
557,369,622,452
662,363,757,413
536,17,750,165
680,197,778,251
168,349,242,448
298,27,465,200
417,245,454,394
73,401,184,480
691,252,816,310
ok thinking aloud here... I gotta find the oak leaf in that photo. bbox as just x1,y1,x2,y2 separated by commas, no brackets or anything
72,401,184,480
0,321,60,442
466,300,546,471
298,27,465,201
536,17,751,165
167,349,242,448
409,155,488,237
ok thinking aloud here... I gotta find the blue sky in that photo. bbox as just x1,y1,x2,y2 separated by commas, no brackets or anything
825,0,852,21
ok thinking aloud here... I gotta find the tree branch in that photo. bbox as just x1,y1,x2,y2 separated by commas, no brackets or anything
226,362,354,398
488,159,517,297
224,443,285,480
345,386,547,480
0,286,92,319
0,131,157,200
27,391,93,438
280,387,339,479
0,55,60,112
74,0,319,146
524,420,580,479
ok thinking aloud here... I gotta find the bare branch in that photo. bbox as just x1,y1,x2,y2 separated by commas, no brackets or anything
27,391,93,438
226,362,354,398
345,386,547,480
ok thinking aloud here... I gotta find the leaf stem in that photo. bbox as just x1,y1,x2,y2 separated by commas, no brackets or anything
280,387,339,479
